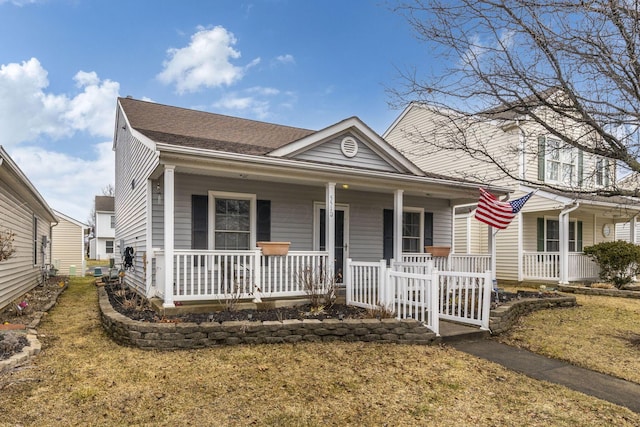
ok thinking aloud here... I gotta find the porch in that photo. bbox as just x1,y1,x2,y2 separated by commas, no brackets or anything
521,251,600,282
150,250,495,336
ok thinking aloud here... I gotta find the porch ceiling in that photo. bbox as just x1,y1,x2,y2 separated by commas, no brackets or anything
154,145,503,202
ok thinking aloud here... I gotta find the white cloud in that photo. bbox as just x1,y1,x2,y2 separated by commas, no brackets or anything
0,0,39,5
275,54,295,65
157,26,260,94
0,58,119,147
212,86,288,120
10,142,115,223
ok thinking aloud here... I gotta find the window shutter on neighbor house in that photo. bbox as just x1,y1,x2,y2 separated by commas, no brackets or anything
537,217,545,251
578,151,584,187
538,136,546,181
577,221,583,251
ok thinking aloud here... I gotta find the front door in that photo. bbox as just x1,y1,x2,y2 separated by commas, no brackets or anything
315,204,349,283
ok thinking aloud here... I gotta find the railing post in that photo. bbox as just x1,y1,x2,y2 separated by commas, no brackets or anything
345,258,352,305
253,249,261,297
430,269,440,336
379,259,390,310
480,270,492,330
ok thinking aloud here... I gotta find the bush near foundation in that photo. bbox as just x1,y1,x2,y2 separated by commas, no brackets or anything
583,241,640,288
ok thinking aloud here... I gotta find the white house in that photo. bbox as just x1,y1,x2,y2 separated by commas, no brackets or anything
51,210,88,277
0,146,57,310
89,195,115,260
384,99,640,284
112,97,508,308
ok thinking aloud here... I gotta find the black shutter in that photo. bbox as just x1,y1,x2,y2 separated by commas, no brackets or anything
577,221,583,252
424,212,434,247
383,209,394,262
192,195,208,249
537,217,545,251
257,200,271,242
538,136,546,181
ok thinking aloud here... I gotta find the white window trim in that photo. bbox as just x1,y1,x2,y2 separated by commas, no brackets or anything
543,216,578,253
208,191,257,250
545,137,577,186
403,207,424,253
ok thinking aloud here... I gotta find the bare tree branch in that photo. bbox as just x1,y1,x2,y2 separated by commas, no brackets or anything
389,0,640,195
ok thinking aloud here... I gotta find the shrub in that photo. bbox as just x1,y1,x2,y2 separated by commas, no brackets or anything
583,241,640,288
0,228,16,262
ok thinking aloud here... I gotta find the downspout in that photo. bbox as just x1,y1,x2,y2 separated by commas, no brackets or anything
559,202,580,284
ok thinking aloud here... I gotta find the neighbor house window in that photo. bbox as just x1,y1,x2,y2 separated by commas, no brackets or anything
538,218,583,252
210,192,256,250
33,216,38,265
110,215,115,228
538,136,583,187
595,158,611,187
546,138,576,184
106,240,114,254
402,209,423,253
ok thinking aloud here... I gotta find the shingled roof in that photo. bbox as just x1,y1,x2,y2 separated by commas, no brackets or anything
119,97,316,155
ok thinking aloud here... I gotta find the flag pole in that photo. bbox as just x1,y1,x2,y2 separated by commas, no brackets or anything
490,226,498,289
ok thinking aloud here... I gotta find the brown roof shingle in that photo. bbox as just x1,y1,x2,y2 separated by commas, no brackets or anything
95,196,114,212
119,97,316,155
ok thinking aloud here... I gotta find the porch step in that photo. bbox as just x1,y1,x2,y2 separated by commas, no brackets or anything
438,321,490,343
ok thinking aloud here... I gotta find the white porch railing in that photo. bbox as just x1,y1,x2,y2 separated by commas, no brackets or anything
522,252,600,281
346,258,494,333
568,253,600,281
401,252,491,273
164,250,329,302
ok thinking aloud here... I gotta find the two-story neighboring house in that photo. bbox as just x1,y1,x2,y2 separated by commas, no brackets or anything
384,100,640,284
89,196,115,261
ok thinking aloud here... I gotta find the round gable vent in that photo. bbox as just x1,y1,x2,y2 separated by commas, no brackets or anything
341,137,358,158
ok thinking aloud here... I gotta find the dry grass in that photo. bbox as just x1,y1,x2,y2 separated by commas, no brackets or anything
0,278,638,426
499,287,640,384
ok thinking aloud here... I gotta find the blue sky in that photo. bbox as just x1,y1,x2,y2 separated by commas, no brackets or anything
0,0,430,223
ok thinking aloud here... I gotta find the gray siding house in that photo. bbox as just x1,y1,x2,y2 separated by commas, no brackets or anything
0,146,57,310
113,98,506,307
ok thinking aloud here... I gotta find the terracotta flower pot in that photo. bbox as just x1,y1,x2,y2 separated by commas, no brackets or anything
425,246,451,257
257,242,291,256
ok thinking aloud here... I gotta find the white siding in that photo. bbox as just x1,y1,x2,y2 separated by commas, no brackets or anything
0,183,53,310
51,214,86,276
114,115,159,295
293,133,399,172
385,105,518,187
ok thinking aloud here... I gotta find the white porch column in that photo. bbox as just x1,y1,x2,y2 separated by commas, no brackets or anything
394,189,404,263
163,165,176,308
325,182,336,279
559,211,568,284
630,217,637,244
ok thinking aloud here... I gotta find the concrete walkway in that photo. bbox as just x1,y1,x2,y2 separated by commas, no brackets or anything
450,338,640,414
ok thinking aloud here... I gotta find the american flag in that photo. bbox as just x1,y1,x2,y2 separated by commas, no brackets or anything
475,188,533,230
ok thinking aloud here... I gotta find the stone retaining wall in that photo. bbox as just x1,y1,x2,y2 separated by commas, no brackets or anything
98,288,438,349
557,285,640,299
489,296,577,335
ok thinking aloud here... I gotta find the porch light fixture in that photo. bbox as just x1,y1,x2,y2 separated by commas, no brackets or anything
155,182,162,203
342,184,349,189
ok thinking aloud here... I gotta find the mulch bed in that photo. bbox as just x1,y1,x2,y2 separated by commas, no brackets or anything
104,282,371,324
